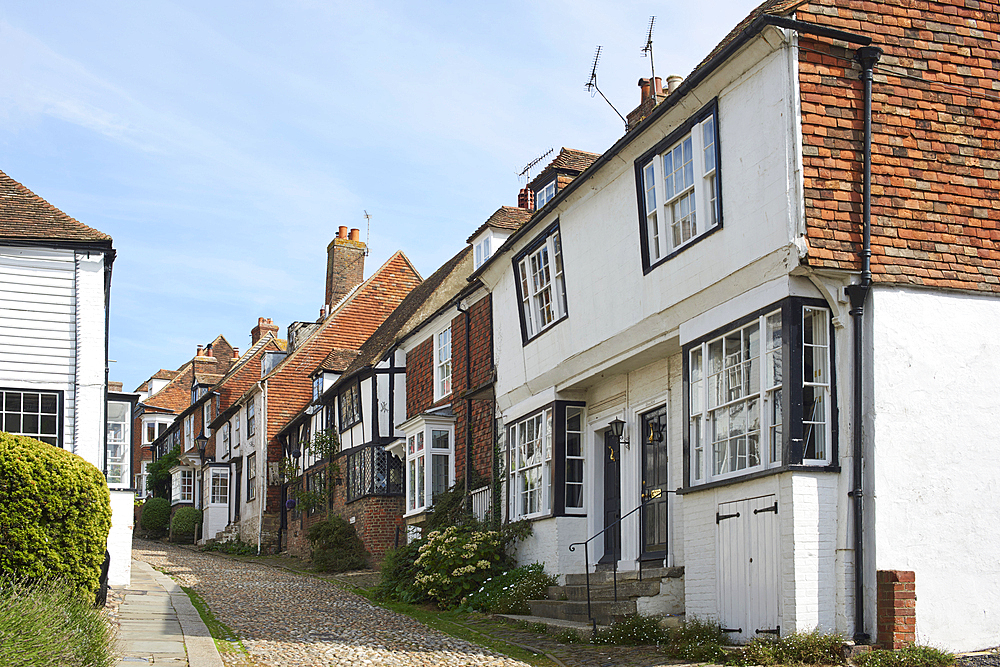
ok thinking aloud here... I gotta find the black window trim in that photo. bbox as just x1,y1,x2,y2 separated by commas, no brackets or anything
680,296,839,492
338,379,363,433
511,220,570,345
0,386,64,448
634,97,723,275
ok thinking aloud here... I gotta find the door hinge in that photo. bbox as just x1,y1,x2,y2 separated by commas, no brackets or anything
756,626,780,635
754,502,778,515
716,511,740,523
721,627,743,633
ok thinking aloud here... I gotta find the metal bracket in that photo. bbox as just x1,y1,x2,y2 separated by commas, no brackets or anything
721,628,743,633
757,626,781,635
754,502,778,515
716,511,740,524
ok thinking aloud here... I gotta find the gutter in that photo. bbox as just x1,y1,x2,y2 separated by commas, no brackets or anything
844,45,883,645
101,247,116,480
456,300,472,504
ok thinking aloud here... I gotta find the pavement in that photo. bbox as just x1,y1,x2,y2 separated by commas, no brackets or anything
116,558,224,667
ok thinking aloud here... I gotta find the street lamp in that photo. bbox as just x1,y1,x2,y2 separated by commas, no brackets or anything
608,417,629,448
195,432,209,462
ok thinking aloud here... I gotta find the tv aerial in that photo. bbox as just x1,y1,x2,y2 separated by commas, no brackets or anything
642,17,656,82
585,46,627,130
519,148,554,182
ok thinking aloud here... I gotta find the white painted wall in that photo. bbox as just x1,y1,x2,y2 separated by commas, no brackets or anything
107,489,134,586
74,251,106,466
870,287,1000,652
515,515,588,578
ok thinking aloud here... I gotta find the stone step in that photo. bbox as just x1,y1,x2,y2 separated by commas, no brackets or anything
527,599,637,625
546,579,662,601
563,566,683,586
496,614,602,639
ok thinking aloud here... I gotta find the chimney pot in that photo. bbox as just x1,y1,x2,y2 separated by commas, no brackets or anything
251,317,279,345
196,344,204,356
653,77,663,96
232,347,240,359
638,78,651,103
667,75,683,93
325,229,367,309
518,186,535,211
338,225,348,239
349,228,360,241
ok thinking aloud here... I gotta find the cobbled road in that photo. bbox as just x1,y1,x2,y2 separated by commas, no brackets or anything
133,539,531,667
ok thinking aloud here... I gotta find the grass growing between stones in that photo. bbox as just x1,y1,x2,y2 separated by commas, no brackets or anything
180,586,251,659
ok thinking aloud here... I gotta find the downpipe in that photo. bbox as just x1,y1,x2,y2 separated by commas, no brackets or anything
844,45,882,645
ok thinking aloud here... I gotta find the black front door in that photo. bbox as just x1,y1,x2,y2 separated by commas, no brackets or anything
233,459,242,522
640,406,669,561
601,429,621,563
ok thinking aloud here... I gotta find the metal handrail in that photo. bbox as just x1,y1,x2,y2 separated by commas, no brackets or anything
568,495,654,629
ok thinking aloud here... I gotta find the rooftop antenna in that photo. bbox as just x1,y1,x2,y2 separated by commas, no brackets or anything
585,46,627,130
361,210,371,256
519,148,554,183
642,17,656,83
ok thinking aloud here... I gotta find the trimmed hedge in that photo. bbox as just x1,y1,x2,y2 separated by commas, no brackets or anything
307,517,368,572
170,507,202,542
0,433,111,598
140,497,169,535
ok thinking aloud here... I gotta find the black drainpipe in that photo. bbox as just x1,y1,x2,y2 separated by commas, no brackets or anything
456,301,472,506
844,45,882,645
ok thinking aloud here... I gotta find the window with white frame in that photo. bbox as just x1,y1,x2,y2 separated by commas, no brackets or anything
565,406,584,511
246,402,255,440
210,468,229,504
174,469,193,503
221,422,231,458
105,400,130,487
434,327,452,400
136,461,150,497
402,418,454,514
184,415,193,450
686,300,832,486
246,453,257,500
474,236,491,269
234,414,240,449
508,409,551,519
203,403,212,437
535,179,556,209
313,375,323,403
515,225,568,340
638,104,720,268
0,389,60,446
339,383,361,430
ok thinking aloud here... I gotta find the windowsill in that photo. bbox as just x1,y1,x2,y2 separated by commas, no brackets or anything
679,463,841,495
522,313,569,345
348,491,403,505
643,224,722,275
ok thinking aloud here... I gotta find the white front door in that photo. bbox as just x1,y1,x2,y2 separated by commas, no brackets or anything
717,494,780,643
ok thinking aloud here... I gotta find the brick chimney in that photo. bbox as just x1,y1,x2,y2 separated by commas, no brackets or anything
108,381,123,392
325,227,366,310
626,76,672,132
251,317,279,345
518,186,535,211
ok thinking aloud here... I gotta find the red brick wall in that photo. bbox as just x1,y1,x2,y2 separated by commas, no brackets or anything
405,338,435,418
451,296,494,484
877,569,916,649
797,0,1000,292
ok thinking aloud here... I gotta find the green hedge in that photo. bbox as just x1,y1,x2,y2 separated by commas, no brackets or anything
170,507,202,542
140,497,170,535
0,433,111,598
307,517,368,572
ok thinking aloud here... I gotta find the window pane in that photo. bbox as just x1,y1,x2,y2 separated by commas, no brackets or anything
432,454,449,498
431,429,449,450
702,115,716,173
40,394,57,414
5,393,20,412
23,393,39,413
566,431,581,457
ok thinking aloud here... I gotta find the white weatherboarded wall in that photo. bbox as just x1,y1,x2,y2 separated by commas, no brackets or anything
870,286,1000,652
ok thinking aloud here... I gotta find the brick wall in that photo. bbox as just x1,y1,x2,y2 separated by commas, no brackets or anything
797,0,1000,292
405,338,435,417
877,570,916,648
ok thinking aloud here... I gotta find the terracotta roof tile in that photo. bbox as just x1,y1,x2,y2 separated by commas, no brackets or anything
0,170,112,243
319,348,360,372
528,148,600,190
466,206,533,244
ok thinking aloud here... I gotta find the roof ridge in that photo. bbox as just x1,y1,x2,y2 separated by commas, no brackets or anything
0,169,112,243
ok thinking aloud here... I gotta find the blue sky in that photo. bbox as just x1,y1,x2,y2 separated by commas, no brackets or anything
0,1,760,392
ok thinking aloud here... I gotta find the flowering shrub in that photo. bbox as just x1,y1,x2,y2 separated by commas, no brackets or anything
413,525,512,608
464,563,556,614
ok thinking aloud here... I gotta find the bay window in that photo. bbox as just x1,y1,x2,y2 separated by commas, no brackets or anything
400,415,454,515
514,224,568,341
506,401,585,520
105,400,131,487
210,468,229,504
345,445,402,502
637,101,721,270
685,299,834,486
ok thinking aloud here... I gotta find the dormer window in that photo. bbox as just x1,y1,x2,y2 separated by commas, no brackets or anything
535,180,556,209
474,236,491,269
312,375,323,403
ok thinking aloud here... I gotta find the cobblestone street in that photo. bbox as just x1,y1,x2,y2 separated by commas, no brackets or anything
133,539,530,667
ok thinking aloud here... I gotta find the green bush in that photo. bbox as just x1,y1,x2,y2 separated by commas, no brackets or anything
736,630,845,666
147,446,180,499
307,516,368,572
140,497,170,535
0,433,112,598
660,618,729,661
855,645,955,667
170,507,202,542
0,577,117,667
413,525,519,609
373,541,429,604
464,563,556,614
592,614,671,646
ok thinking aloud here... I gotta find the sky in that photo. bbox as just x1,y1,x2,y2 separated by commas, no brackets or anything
0,0,760,393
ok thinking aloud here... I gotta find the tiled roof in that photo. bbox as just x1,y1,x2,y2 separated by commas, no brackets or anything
151,369,179,381
193,372,223,386
466,206,533,244
0,170,112,243
319,348,360,372
336,246,471,383
528,148,600,190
